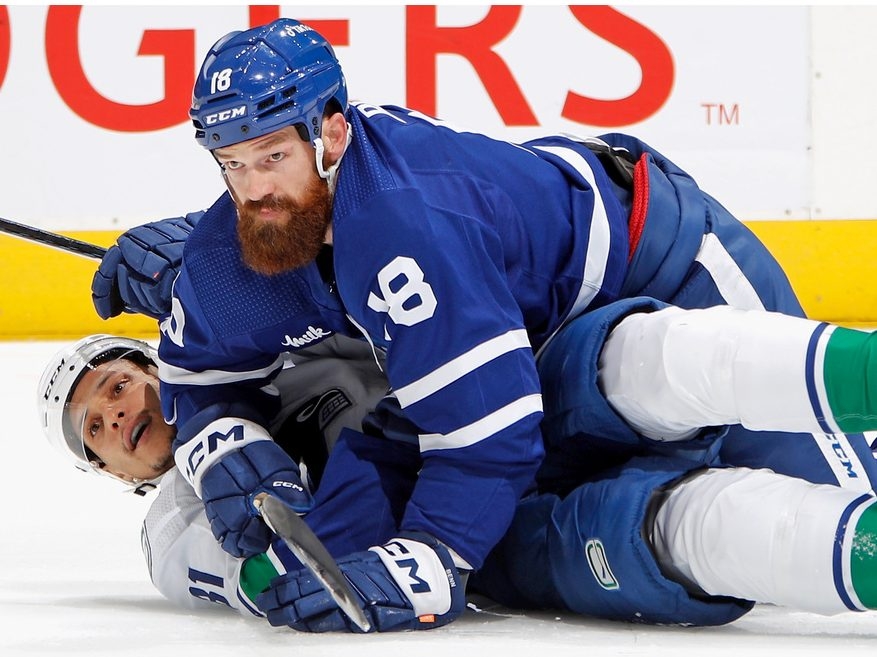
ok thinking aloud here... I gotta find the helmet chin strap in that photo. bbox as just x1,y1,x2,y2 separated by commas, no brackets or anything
314,122,352,192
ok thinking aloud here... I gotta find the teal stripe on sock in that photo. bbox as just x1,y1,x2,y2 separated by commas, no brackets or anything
851,503,877,608
824,327,877,433
239,553,280,603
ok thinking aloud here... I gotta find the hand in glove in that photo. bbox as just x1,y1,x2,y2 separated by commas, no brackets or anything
199,440,314,558
256,532,467,632
91,211,202,319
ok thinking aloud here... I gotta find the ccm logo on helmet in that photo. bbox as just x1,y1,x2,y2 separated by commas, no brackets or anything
204,106,247,125
42,359,66,401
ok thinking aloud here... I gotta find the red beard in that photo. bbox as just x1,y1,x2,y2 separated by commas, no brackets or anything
236,182,332,276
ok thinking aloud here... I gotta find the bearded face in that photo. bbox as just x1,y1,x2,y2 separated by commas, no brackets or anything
235,178,333,275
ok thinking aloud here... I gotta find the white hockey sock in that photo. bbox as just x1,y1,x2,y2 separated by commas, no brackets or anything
598,305,825,441
652,467,873,615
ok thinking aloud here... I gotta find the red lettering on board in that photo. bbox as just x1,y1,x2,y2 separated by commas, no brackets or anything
45,5,194,132
563,6,674,126
0,7,10,91
406,5,538,125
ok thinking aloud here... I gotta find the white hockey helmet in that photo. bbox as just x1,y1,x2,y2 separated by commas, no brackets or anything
37,334,163,495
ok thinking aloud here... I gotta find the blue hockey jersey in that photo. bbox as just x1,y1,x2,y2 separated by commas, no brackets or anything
157,102,762,569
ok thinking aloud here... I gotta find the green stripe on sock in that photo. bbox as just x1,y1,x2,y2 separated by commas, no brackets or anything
239,553,281,603
824,327,877,433
851,503,877,608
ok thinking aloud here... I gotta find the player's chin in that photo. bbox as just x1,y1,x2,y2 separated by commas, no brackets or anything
142,445,174,478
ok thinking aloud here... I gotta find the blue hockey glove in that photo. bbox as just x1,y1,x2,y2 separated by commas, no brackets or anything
91,212,202,319
200,440,314,558
256,532,467,632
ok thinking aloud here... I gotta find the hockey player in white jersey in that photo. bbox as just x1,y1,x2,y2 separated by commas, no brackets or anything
37,333,416,617
86,17,877,631
37,331,877,628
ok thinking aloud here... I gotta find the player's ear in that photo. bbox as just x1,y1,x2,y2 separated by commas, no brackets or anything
321,112,348,161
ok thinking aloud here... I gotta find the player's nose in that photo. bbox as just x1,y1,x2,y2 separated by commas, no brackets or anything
107,406,126,431
107,383,150,430
243,168,275,202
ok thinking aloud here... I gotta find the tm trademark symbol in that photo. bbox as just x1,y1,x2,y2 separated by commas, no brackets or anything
701,102,740,125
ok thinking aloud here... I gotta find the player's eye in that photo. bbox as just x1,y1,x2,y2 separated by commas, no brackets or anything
268,152,285,163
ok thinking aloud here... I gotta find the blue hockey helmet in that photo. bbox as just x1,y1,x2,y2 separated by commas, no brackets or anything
190,18,347,150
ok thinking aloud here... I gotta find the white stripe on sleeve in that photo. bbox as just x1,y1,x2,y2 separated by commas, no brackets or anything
158,355,286,387
418,394,543,452
695,232,765,311
393,329,532,408
534,144,611,319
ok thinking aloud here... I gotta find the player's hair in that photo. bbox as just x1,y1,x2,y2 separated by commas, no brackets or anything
190,18,347,150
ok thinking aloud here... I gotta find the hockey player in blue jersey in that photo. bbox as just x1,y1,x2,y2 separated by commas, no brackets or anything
90,17,877,631
37,333,877,628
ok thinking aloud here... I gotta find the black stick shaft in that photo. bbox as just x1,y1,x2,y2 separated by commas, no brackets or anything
0,217,107,259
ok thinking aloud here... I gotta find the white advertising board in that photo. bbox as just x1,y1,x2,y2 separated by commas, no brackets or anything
0,5,810,230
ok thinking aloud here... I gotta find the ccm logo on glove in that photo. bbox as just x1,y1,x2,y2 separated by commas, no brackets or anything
272,480,305,491
370,537,456,616
177,417,270,491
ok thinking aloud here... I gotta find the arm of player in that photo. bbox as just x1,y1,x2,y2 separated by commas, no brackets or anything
143,430,421,620
91,211,203,319
334,189,546,571
156,273,317,559
142,468,316,617
141,468,272,617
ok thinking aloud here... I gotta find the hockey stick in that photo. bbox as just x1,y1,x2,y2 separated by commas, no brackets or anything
0,216,107,259
254,492,372,632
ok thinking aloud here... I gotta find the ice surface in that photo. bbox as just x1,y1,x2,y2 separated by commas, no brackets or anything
3,340,877,656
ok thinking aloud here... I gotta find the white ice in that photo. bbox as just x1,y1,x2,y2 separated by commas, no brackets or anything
3,339,877,657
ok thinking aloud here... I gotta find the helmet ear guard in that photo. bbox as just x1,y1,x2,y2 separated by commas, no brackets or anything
190,18,348,150
37,335,163,495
